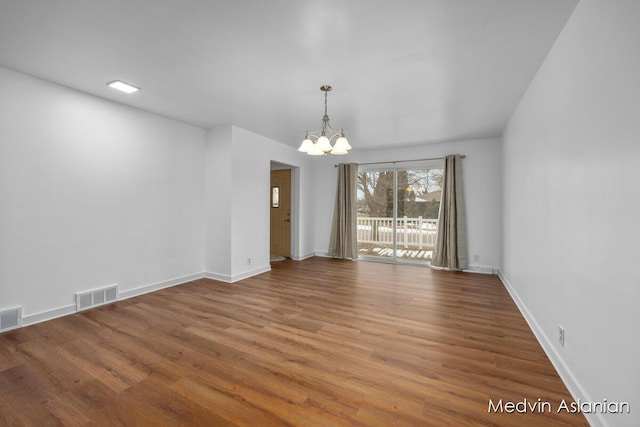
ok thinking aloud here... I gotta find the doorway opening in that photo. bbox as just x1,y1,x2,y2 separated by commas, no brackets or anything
270,162,295,262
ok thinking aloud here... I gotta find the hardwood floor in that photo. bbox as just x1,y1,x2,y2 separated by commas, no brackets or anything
0,257,587,426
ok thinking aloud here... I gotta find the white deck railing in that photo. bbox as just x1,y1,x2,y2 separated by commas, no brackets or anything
357,216,438,249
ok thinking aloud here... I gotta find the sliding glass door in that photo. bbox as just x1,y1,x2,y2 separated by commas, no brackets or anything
356,160,444,265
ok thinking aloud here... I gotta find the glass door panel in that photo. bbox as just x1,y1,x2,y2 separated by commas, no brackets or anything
395,167,443,264
357,168,396,262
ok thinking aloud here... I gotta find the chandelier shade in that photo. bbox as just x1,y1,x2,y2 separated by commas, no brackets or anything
298,138,314,152
307,145,325,155
298,85,351,156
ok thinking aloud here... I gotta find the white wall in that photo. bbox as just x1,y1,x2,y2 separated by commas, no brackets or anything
204,126,233,276
502,1,640,426
0,66,206,321
203,125,316,281
313,138,502,272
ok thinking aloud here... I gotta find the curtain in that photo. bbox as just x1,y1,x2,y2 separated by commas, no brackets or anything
328,163,358,260
432,155,468,270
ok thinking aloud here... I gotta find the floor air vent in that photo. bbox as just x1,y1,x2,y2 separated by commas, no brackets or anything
0,307,22,332
76,285,118,312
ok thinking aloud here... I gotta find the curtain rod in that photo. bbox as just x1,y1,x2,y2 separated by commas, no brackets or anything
334,154,465,167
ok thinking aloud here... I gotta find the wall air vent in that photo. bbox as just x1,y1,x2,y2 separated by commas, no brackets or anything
0,307,23,332
76,285,118,312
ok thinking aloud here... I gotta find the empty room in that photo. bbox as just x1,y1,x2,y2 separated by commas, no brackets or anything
0,1,637,426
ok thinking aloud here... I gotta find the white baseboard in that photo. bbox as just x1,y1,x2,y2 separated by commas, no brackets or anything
23,304,76,327
463,264,494,274
204,271,232,283
18,272,205,329
314,251,330,258
231,265,271,282
497,270,604,427
292,252,315,261
205,264,271,283
11,266,269,333
118,272,205,300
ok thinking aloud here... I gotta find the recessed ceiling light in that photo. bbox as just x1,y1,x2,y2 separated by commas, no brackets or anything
107,80,139,94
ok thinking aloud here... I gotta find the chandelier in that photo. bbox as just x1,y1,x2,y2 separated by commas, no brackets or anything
298,85,352,155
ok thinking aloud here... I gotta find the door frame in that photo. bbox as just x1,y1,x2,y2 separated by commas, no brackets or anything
270,161,299,259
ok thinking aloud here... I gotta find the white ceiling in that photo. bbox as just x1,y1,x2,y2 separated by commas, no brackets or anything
0,0,578,150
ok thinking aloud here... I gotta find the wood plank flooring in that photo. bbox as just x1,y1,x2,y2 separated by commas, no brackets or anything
0,257,588,426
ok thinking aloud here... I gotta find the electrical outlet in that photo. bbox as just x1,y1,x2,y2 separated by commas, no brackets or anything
247,258,251,266
558,325,565,347
473,254,480,262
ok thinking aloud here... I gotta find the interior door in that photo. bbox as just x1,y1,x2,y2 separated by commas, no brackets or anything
270,169,291,257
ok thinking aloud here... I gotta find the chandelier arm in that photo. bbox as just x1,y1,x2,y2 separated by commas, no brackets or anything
307,130,342,139
323,122,341,134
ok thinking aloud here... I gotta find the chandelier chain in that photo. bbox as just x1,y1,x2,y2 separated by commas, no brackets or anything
324,89,328,116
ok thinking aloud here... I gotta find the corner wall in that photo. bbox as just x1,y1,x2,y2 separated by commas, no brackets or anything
203,125,316,282
0,65,317,325
204,126,233,276
502,1,640,426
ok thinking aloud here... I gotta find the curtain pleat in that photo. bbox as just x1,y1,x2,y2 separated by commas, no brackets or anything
432,155,468,270
328,163,358,260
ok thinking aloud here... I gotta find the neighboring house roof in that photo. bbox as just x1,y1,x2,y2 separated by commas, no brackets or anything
415,191,441,203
